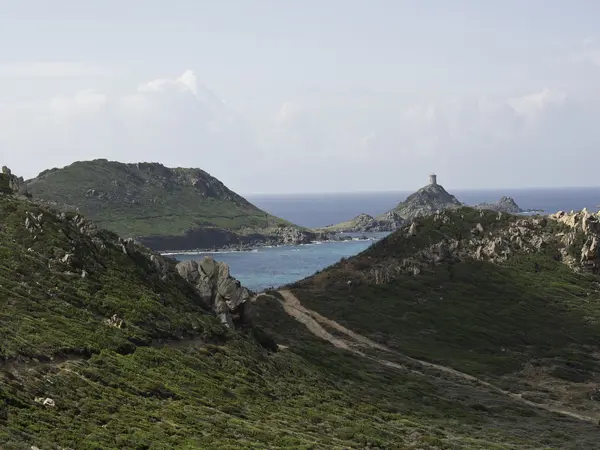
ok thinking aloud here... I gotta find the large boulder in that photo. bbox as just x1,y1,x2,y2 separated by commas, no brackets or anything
176,257,253,329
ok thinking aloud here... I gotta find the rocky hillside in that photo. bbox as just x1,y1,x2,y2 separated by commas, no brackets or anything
476,196,523,213
285,206,600,448
317,207,600,285
0,166,29,197
26,159,324,251
384,180,462,220
323,177,462,233
320,211,403,233
3,183,600,448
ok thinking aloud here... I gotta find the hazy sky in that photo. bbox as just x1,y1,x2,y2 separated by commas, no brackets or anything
1,0,600,194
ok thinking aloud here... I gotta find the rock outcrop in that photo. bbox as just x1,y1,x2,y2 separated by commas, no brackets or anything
384,182,462,220
476,196,523,214
0,166,29,197
321,212,404,233
176,258,253,329
550,209,600,272
339,208,600,286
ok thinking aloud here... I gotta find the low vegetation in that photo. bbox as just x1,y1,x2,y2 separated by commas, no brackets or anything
2,191,600,448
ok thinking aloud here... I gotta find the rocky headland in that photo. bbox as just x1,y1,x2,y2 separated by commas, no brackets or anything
322,174,462,234
25,159,333,251
475,196,543,214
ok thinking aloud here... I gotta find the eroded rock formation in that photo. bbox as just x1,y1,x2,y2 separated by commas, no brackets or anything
176,258,253,329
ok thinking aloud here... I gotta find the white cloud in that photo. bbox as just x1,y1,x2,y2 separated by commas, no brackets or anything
0,68,599,193
0,70,259,190
507,88,567,121
138,70,199,97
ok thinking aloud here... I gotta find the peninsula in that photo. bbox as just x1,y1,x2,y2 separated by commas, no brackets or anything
26,159,337,252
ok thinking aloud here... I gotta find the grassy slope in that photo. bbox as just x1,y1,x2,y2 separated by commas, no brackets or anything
26,159,292,238
2,198,600,449
290,208,600,423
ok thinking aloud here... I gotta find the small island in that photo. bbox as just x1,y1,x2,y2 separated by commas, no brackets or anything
475,196,544,214
320,174,462,234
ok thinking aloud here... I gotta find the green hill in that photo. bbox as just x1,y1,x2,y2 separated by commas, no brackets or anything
25,159,318,251
3,178,600,448
285,207,600,443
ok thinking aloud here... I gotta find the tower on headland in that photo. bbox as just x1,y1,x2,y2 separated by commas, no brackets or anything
429,173,437,186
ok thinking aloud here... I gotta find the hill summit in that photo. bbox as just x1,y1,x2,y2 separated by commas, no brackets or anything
383,173,462,220
322,174,462,233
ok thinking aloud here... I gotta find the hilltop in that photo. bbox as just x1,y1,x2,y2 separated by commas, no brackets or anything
26,159,330,251
322,175,462,233
383,176,462,221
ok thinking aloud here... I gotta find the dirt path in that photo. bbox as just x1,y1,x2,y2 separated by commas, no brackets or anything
272,289,599,424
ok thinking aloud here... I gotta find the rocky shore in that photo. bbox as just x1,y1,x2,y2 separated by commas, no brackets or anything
158,231,375,254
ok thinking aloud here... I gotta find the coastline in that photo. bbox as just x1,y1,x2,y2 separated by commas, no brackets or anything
160,233,386,256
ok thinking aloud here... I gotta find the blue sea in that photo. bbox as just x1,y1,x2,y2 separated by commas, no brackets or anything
174,187,600,292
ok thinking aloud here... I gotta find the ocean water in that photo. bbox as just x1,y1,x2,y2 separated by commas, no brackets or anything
173,187,600,292
173,233,387,292
248,187,600,228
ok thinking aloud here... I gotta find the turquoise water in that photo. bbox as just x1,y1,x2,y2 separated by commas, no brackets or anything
172,233,386,292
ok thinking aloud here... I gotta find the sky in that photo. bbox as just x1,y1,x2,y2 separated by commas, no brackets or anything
1,0,600,194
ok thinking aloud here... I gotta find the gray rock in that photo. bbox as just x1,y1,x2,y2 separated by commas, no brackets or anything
408,222,418,236
476,196,523,214
384,179,462,221
175,257,253,329
1,167,29,197
104,314,125,329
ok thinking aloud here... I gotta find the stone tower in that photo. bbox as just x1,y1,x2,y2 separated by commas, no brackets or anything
429,173,437,186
